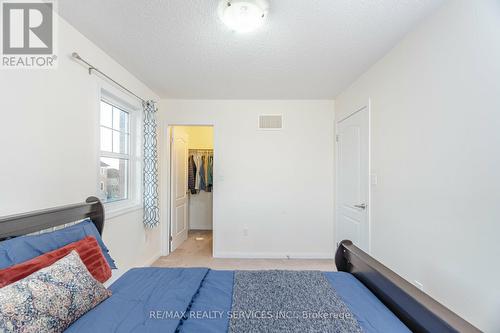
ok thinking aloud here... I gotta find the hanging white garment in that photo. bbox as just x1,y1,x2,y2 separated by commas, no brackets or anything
194,153,201,190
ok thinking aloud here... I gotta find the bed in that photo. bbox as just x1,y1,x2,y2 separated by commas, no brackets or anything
0,197,480,333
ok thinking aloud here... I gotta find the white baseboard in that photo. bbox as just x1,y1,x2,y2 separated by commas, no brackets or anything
213,252,334,259
145,254,162,266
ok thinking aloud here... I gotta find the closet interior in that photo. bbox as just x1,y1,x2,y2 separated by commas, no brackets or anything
188,148,213,230
169,125,214,253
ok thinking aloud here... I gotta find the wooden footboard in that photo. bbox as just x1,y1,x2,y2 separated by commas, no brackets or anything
335,240,480,333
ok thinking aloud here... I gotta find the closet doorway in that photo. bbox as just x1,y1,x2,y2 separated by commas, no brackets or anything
169,126,214,256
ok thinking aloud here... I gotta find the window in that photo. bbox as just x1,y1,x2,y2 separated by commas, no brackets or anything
99,100,130,203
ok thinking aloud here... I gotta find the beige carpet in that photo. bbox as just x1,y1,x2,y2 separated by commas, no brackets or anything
152,230,336,271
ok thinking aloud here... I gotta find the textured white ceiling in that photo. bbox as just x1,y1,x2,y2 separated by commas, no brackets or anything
58,0,444,99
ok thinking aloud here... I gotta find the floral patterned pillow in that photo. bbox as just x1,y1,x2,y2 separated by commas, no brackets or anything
0,250,112,333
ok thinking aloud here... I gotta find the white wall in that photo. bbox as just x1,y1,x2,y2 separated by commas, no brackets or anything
188,191,213,230
160,100,335,258
0,14,161,271
335,0,500,331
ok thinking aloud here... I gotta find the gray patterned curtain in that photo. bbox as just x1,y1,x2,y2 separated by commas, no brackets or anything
143,101,160,228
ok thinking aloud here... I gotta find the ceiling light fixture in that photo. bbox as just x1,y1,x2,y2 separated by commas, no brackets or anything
219,0,268,33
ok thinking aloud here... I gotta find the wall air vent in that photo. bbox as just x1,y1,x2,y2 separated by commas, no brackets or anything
258,114,283,130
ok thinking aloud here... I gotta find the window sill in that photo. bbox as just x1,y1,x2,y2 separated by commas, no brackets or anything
105,201,143,220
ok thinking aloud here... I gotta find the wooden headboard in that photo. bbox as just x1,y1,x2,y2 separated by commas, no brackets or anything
335,240,480,333
0,197,105,241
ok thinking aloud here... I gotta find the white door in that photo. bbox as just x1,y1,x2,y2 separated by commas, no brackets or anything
337,107,369,252
170,129,189,252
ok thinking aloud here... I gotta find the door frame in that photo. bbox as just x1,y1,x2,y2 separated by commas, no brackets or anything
159,124,215,257
335,99,372,253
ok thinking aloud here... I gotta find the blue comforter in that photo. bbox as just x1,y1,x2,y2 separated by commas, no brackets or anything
67,268,410,333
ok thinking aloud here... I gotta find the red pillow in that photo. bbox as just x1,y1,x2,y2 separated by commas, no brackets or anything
0,236,111,288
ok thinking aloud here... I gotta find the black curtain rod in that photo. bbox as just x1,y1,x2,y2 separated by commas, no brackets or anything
72,52,156,105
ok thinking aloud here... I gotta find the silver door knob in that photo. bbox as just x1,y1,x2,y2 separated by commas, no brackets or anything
354,203,366,209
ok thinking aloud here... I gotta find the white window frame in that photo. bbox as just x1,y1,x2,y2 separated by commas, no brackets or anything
98,88,143,218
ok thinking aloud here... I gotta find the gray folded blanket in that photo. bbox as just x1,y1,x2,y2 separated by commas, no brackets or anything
229,270,362,333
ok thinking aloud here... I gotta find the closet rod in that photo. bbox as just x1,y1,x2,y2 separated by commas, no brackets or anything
71,52,156,104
